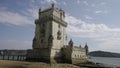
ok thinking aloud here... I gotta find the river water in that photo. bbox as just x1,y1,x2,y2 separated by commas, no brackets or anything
89,57,120,67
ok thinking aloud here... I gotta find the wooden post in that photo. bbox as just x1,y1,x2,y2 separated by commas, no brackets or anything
22,55,24,60
12,56,14,60
22,56,23,61
7,55,9,60
17,56,19,61
21,56,22,61
3,55,4,60
23,55,26,60
20,55,21,61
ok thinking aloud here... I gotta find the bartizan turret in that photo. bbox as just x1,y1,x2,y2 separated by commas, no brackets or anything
84,43,88,55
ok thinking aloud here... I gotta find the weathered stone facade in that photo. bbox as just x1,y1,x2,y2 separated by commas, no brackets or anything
27,4,88,64
62,39,88,64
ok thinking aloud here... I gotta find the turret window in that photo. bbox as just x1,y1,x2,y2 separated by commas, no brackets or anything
58,24,61,28
41,39,43,43
57,30,61,40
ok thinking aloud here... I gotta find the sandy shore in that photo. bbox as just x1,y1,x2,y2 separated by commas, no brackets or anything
0,60,81,68
1,60,119,68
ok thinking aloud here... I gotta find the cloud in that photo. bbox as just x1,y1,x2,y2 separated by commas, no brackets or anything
27,8,38,19
65,14,120,52
77,0,80,4
63,1,67,6
46,0,57,3
95,11,102,14
85,15,93,19
91,2,106,7
66,14,120,38
0,9,34,26
97,39,120,52
100,2,106,6
41,0,57,4
91,4,95,7
95,10,108,14
65,14,84,26
83,1,88,6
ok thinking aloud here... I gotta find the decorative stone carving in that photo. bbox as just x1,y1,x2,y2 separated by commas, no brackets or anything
48,35,53,42
57,30,61,40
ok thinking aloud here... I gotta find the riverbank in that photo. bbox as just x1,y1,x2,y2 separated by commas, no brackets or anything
0,60,119,68
0,60,80,68
76,61,119,68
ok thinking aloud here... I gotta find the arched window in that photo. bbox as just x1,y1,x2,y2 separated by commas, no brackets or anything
57,30,61,40
41,39,43,43
58,24,61,28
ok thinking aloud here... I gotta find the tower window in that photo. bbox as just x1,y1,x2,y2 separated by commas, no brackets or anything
41,39,43,43
57,30,61,40
58,24,61,28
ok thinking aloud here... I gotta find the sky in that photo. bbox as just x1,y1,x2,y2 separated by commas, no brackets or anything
0,0,120,53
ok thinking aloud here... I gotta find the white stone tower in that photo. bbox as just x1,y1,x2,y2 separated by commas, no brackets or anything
32,3,67,63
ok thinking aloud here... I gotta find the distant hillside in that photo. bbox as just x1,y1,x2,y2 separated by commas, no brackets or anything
89,51,120,58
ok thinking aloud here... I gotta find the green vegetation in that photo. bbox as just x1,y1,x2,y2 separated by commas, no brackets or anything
89,51,120,58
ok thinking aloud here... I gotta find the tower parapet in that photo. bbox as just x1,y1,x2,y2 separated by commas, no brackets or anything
38,4,67,27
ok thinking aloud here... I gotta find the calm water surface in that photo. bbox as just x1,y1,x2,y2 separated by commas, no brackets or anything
89,57,120,66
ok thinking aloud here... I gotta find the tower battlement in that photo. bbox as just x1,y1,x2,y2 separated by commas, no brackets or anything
39,4,65,23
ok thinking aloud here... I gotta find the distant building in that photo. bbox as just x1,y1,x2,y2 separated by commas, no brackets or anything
27,3,88,64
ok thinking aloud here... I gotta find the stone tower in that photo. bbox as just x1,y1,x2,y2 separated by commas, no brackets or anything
32,3,67,63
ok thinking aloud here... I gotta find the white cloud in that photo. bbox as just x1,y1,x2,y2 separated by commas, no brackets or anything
91,2,106,7
47,0,57,3
95,11,102,14
0,9,34,26
96,39,120,52
95,10,108,14
27,8,38,19
43,0,57,4
83,1,88,6
100,2,106,6
85,15,93,19
66,14,120,38
63,1,67,6
65,14,84,26
77,0,80,4
91,4,95,7
65,14,120,52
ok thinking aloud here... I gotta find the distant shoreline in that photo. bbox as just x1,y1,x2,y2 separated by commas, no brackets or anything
89,51,120,58
90,56,120,58
75,61,119,68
